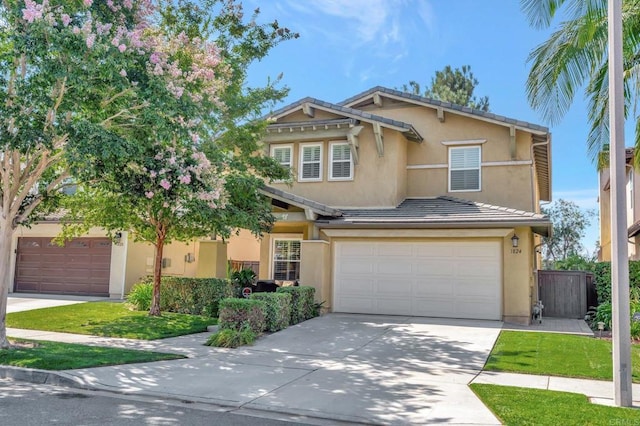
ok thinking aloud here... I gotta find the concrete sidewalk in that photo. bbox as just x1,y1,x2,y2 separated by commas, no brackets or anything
472,371,640,407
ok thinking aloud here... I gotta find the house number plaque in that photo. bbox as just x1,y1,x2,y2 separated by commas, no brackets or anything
510,248,522,254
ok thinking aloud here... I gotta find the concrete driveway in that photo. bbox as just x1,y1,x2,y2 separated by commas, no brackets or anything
64,314,502,425
7,294,107,313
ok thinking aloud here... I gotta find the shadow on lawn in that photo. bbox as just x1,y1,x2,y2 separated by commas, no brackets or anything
82,315,211,339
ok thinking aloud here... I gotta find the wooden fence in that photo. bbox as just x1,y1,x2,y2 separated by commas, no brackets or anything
536,270,596,319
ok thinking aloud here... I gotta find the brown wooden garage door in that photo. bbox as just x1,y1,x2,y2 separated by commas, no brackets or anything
14,237,112,296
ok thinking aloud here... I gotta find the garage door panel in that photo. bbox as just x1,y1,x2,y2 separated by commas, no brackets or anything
377,259,413,275
334,241,501,320
15,237,112,296
377,244,413,257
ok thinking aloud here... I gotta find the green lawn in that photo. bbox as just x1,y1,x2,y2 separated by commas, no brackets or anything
1,338,184,370
471,384,640,426
485,330,640,381
7,302,217,340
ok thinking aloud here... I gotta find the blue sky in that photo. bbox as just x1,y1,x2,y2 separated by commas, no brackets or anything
245,0,601,253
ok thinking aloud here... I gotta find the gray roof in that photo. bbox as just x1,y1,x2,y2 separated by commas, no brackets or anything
266,97,423,142
339,86,550,134
260,186,342,217
317,197,551,236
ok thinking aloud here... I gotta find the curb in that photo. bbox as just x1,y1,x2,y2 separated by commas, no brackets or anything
0,365,88,389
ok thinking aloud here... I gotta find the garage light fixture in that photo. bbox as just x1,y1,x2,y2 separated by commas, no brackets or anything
114,232,123,246
511,233,520,248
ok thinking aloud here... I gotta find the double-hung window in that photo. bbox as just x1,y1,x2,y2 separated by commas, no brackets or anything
299,143,322,181
449,146,481,191
272,239,301,281
271,144,293,170
329,142,353,180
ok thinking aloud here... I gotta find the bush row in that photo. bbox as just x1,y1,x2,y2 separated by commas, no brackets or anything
216,286,317,336
127,277,234,317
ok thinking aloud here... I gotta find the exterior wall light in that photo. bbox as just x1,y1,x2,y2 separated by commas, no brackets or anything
511,234,520,248
114,232,123,246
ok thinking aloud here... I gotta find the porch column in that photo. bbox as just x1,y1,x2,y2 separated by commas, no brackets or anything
195,240,228,279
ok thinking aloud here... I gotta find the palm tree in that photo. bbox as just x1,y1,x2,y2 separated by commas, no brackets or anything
522,0,640,165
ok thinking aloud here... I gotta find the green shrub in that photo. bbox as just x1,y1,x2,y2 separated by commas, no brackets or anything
593,261,640,304
127,277,233,316
206,326,257,348
126,283,153,311
276,286,316,325
218,298,266,334
251,292,292,332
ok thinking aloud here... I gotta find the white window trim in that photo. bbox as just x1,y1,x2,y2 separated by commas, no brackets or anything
329,141,354,181
270,236,302,281
298,142,323,182
448,146,482,192
270,144,293,183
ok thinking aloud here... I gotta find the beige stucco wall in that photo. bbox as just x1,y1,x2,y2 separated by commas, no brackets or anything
226,229,261,262
502,226,534,325
269,124,409,208
195,241,228,279
300,240,331,306
268,103,542,212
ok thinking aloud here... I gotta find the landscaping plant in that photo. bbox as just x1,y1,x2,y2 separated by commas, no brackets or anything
127,283,154,311
217,298,266,334
277,286,316,325
206,326,257,348
251,292,292,332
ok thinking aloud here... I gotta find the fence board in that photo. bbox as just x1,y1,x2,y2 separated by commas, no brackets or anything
537,270,593,319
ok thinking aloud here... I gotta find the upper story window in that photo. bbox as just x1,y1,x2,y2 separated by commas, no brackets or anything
449,146,481,192
330,142,353,180
270,144,293,170
299,143,322,181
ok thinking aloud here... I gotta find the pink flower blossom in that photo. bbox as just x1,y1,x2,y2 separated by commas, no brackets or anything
179,175,191,184
118,44,127,53
149,170,157,178
145,191,154,199
119,69,127,77
61,14,72,27
84,0,93,6
86,34,96,49
22,0,43,23
149,52,161,64
160,179,171,190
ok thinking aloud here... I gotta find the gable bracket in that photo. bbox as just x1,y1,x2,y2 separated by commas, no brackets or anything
509,126,516,160
373,93,383,107
347,125,363,165
373,122,384,157
437,107,445,123
302,102,315,118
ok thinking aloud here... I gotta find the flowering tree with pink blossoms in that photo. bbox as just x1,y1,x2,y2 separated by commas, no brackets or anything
0,0,294,345
61,1,296,316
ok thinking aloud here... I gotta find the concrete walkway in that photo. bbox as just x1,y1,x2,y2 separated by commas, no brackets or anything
4,315,504,425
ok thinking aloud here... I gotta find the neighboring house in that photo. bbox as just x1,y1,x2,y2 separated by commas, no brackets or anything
599,147,640,261
229,86,552,325
9,223,229,299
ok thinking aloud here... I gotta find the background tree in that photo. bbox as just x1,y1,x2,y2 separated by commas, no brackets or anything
400,65,490,111
542,199,596,268
62,0,295,316
521,0,640,164
0,0,160,349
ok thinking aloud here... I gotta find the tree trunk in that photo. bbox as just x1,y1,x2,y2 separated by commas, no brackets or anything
149,226,165,317
0,220,15,349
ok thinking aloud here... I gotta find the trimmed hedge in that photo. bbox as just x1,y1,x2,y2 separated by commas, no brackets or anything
218,298,266,334
129,277,234,317
594,261,640,304
251,292,292,332
277,286,315,325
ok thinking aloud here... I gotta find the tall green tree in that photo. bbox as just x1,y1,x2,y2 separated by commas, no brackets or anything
542,199,595,267
401,65,490,111
521,0,640,164
0,0,161,349
62,0,295,316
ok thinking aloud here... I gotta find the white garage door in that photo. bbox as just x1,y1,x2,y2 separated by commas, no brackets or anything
333,241,502,320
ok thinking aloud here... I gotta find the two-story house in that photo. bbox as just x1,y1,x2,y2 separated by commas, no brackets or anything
599,147,640,260
231,86,552,325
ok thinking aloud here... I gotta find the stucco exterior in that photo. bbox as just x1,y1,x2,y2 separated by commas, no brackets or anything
248,87,552,325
